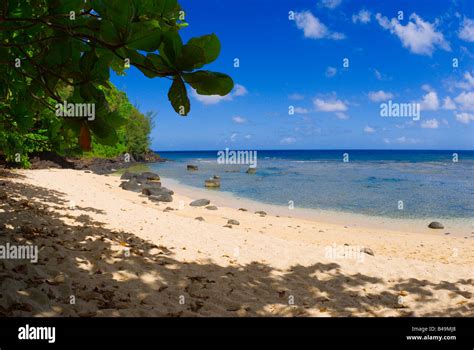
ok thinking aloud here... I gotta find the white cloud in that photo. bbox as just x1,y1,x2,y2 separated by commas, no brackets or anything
230,133,238,142
364,126,375,133
420,91,440,111
352,9,371,24
232,116,247,124
375,13,450,56
192,84,247,105
280,137,296,144
455,71,474,90
244,134,252,139
421,118,439,129
455,112,474,124
313,98,348,112
335,112,349,120
442,97,456,110
454,91,474,111
459,17,474,42
396,136,419,144
421,84,433,92
320,0,341,9
295,11,345,40
289,93,305,100
368,90,394,102
325,66,337,77
233,84,248,97
294,107,310,114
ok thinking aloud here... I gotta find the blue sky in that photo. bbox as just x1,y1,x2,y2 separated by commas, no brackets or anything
111,0,474,151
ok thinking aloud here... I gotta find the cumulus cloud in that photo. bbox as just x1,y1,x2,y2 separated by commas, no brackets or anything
364,126,375,133
459,17,474,42
192,84,247,105
320,0,342,9
420,91,440,111
442,97,456,110
313,97,348,112
295,11,345,40
375,13,450,56
280,137,296,144
455,112,474,124
335,112,349,120
421,118,439,129
455,71,474,90
368,90,394,102
232,116,247,124
352,9,371,24
454,91,474,111
294,107,310,114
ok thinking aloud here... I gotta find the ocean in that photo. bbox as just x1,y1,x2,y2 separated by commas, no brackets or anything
150,150,474,219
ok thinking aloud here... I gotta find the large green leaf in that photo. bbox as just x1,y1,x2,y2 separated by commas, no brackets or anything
176,44,206,71
160,28,182,67
186,34,220,66
183,71,233,96
168,77,189,116
127,20,162,52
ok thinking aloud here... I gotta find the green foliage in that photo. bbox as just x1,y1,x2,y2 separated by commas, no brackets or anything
0,0,233,166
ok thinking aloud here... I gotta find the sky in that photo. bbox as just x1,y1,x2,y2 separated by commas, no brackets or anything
110,0,474,151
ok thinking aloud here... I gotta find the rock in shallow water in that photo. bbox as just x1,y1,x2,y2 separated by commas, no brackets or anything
428,221,444,229
187,165,198,171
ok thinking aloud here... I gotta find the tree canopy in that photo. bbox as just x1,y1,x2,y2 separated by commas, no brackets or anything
0,0,233,166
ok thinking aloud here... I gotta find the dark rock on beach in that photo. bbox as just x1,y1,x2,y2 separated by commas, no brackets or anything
190,199,211,207
360,247,375,256
148,193,173,203
187,165,198,171
119,178,142,193
428,221,444,229
227,219,240,225
205,205,218,210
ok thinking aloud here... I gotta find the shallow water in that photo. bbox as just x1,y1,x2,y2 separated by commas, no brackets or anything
150,150,474,219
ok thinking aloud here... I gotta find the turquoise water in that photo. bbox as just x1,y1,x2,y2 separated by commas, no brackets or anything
150,150,474,219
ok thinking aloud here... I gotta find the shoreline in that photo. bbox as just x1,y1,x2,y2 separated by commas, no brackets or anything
1,168,473,316
160,177,474,238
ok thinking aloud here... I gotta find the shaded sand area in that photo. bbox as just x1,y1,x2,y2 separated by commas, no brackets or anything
0,168,473,316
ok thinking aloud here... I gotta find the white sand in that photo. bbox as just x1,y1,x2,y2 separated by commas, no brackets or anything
0,168,473,316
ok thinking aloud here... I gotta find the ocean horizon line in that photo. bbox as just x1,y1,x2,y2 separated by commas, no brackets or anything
153,148,474,153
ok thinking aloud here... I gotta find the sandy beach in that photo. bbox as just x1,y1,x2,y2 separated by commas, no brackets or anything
0,168,473,316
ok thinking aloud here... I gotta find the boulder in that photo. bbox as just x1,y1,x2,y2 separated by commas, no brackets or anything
190,199,211,207
205,205,218,210
142,187,173,196
246,167,257,174
255,211,267,216
195,217,205,221
136,172,160,183
148,193,173,203
119,179,141,192
428,221,444,229
187,165,199,171
227,219,240,225
205,176,220,188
